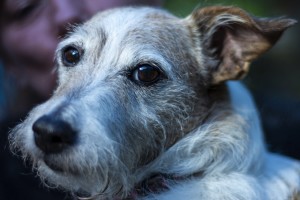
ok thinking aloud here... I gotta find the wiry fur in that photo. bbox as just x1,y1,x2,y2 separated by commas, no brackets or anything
9,6,300,200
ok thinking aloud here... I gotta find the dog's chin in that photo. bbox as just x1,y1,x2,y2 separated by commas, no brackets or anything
38,160,125,199
38,160,96,195
41,155,81,175
43,157,66,173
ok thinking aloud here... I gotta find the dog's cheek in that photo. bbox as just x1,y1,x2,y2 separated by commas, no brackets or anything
96,86,165,168
119,83,198,161
116,105,163,168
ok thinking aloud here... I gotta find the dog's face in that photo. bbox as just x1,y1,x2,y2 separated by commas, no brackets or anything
10,6,295,198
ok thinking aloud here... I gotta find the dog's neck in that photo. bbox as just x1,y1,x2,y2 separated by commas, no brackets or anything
128,173,173,199
131,82,266,198
127,172,203,199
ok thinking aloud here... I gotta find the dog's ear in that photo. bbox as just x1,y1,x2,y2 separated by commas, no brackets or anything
188,6,297,85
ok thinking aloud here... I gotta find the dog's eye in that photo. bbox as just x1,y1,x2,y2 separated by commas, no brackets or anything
131,64,161,85
62,46,82,66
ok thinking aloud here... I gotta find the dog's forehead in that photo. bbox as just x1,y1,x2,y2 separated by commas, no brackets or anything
86,7,178,33
78,7,190,55
78,7,194,70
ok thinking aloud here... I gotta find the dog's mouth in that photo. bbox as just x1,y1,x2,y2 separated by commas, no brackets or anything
43,156,65,173
43,156,80,175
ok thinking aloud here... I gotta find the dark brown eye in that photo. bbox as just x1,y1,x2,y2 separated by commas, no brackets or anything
132,64,161,85
62,46,81,66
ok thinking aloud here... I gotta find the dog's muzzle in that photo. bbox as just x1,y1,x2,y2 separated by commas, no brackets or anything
32,115,77,154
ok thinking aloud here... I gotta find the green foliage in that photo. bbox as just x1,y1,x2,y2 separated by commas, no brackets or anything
163,0,272,17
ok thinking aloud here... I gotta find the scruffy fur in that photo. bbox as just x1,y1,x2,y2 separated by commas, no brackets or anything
10,6,300,200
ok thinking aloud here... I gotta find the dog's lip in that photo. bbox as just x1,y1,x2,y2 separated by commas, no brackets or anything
43,157,65,173
74,190,93,199
43,156,81,175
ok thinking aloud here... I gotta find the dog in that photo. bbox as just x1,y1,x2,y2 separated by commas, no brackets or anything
9,5,300,200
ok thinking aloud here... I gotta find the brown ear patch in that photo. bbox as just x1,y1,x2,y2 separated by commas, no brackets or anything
189,6,297,85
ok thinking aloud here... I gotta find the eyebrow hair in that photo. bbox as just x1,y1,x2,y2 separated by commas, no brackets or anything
97,28,108,52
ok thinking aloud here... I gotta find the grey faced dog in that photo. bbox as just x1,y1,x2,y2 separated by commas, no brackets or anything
10,5,300,200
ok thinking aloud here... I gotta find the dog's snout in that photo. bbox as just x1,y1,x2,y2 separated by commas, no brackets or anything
32,115,77,154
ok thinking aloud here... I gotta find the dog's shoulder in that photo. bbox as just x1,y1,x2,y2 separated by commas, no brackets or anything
142,157,300,200
261,153,300,200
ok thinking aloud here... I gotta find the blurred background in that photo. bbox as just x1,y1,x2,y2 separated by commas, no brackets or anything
164,0,300,159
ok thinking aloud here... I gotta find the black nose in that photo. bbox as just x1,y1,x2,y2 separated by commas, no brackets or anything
32,115,77,154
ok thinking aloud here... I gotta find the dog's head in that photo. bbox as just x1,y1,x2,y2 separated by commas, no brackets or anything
10,6,295,199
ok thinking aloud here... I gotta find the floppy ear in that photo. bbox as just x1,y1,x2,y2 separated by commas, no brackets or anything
188,6,297,85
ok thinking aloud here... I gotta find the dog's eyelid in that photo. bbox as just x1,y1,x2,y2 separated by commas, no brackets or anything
125,62,168,86
136,60,166,72
61,45,84,67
